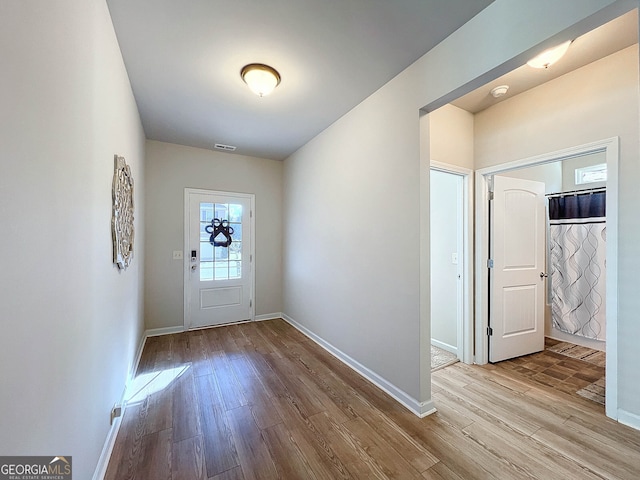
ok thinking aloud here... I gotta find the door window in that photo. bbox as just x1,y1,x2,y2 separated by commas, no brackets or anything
199,202,243,281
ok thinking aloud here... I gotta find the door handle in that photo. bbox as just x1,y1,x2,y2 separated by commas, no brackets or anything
191,264,197,271
540,272,548,278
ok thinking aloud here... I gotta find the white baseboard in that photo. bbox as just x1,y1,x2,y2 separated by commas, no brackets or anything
92,413,123,480
618,409,640,431
548,328,606,352
92,328,151,480
255,312,283,322
431,339,457,355
130,332,147,383
145,325,185,337
281,313,436,418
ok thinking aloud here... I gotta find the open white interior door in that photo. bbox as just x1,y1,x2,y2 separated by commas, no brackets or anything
489,175,546,363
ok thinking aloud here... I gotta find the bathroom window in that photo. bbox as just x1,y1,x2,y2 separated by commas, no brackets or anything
575,163,607,185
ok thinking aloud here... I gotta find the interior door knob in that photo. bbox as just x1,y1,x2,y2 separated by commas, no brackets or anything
540,272,548,278
191,264,197,271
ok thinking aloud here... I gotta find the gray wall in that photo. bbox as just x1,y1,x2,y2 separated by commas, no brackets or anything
474,46,638,170
284,0,634,413
429,104,475,170
0,1,146,478
284,69,424,402
145,140,283,330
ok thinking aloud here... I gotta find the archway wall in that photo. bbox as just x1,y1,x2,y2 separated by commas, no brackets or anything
283,0,639,421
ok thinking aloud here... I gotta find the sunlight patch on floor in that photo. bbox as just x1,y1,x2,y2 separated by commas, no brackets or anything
125,365,190,404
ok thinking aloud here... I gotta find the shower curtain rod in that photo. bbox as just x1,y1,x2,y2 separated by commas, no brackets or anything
546,186,606,198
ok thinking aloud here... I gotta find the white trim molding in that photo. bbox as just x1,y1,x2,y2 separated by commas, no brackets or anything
618,409,640,431
92,329,148,480
254,313,283,322
281,313,436,418
431,339,457,355
430,160,472,176
92,408,123,480
145,325,186,337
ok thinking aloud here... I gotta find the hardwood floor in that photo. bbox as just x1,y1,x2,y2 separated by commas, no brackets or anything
105,319,640,479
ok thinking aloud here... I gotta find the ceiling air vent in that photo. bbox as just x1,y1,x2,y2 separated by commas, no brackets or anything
214,143,237,152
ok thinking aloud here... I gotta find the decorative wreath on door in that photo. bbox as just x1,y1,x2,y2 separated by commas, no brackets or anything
205,218,234,247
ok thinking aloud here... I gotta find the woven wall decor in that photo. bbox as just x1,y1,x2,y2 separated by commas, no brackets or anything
112,154,134,269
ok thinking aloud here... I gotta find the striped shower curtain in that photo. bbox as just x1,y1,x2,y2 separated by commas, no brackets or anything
548,191,606,341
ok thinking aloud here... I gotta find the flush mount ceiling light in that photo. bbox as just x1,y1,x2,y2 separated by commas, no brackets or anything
527,40,572,69
241,63,281,97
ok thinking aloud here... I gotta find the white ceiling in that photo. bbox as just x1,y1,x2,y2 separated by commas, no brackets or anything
106,0,493,160
451,9,638,114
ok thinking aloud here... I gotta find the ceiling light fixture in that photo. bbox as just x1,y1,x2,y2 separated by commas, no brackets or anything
527,40,572,69
241,63,281,97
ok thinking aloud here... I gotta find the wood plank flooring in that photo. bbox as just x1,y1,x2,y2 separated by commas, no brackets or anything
105,319,640,479
489,337,606,404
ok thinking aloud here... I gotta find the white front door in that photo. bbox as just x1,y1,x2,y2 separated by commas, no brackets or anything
489,175,545,362
185,189,254,329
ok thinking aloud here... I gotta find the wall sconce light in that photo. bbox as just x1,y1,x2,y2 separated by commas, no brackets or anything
241,63,281,97
527,41,572,69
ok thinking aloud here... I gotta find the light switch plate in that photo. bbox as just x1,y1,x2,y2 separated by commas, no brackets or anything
173,250,183,260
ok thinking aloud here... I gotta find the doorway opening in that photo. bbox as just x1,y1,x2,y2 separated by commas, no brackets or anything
426,8,637,424
475,137,619,417
429,162,473,367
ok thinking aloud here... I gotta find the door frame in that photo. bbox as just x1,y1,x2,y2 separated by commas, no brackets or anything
430,161,473,364
183,188,256,330
474,137,619,419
